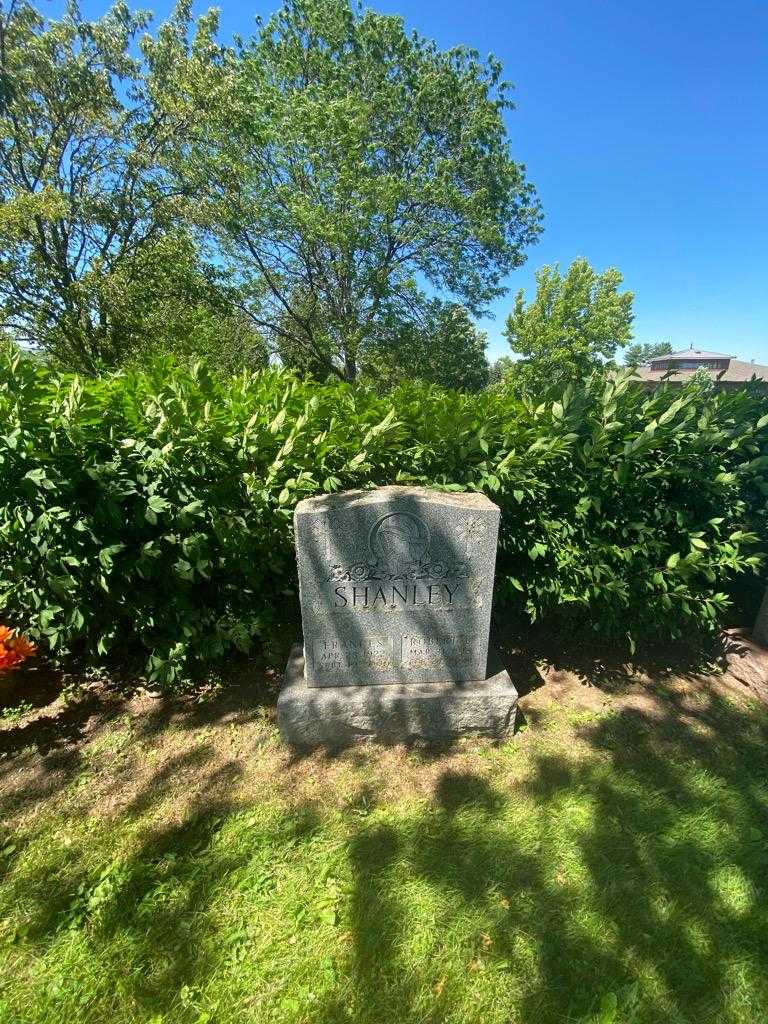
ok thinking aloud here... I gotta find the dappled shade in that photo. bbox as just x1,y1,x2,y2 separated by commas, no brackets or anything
1,653,767,1023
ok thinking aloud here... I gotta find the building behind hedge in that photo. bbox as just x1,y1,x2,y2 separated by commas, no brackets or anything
636,347,768,389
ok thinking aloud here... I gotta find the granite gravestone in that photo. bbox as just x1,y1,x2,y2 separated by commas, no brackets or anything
277,486,520,746
296,487,499,685
754,586,768,647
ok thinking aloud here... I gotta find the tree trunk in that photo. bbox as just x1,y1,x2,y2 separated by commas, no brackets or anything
343,350,357,382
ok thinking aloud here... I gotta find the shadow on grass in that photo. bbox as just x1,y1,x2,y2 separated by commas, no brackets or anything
494,619,754,693
2,650,768,1022
0,650,279,755
2,787,329,1020
314,686,768,1024
0,653,279,822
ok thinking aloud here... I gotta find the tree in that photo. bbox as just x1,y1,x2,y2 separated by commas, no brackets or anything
0,1,157,367
272,287,346,380
150,0,542,381
488,355,515,386
503,258,633,392
623,340,673,367
359,303,489,392
97,232,269,372
0,0,253,372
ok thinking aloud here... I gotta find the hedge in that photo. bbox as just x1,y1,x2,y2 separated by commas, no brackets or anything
1,344,766,685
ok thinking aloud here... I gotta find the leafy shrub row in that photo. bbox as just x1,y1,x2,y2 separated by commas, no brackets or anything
1,344,766,684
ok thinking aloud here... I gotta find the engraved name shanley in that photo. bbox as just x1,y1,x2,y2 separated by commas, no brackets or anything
330,580,465,608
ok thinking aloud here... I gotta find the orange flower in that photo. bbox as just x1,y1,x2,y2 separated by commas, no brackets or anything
0,647,20,671
0,624,36,673
8,635,36,659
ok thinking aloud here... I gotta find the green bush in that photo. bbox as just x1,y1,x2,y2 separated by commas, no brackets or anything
1,343,766,684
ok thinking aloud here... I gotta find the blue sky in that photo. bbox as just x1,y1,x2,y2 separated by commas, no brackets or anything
56,0,768,363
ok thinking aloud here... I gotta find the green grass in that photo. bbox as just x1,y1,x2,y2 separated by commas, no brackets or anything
0,683,767,1024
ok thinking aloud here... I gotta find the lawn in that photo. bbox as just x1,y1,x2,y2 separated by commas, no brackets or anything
0,640,767,1024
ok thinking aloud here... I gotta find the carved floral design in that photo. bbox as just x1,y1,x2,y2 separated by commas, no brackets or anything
324,509,477,584
325,559,470,584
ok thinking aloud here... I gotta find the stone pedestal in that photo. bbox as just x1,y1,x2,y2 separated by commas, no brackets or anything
754,587,768,647
278,644,519,748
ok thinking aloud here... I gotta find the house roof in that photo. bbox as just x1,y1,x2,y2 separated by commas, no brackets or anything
636,359,768,383
657,348,736,361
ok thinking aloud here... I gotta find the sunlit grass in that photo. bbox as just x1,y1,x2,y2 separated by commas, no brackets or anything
0,690,767,1024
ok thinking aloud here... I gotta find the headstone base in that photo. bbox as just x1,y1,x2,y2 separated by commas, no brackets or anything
277,644,519,748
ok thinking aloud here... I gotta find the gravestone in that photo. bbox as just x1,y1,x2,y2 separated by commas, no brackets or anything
296,486,499,685
277,486,520,746
754,586,768,647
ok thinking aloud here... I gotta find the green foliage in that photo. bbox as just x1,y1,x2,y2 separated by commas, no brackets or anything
488,355,516,387
149,0,542,380
0,0,157,367
624,340,673,367
1,0,538,386
1,341,766,684
0,699,33,722
100,233,269,374
278,300,491,392
505,259,634,393
360,304,490,392
0,2,260,373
